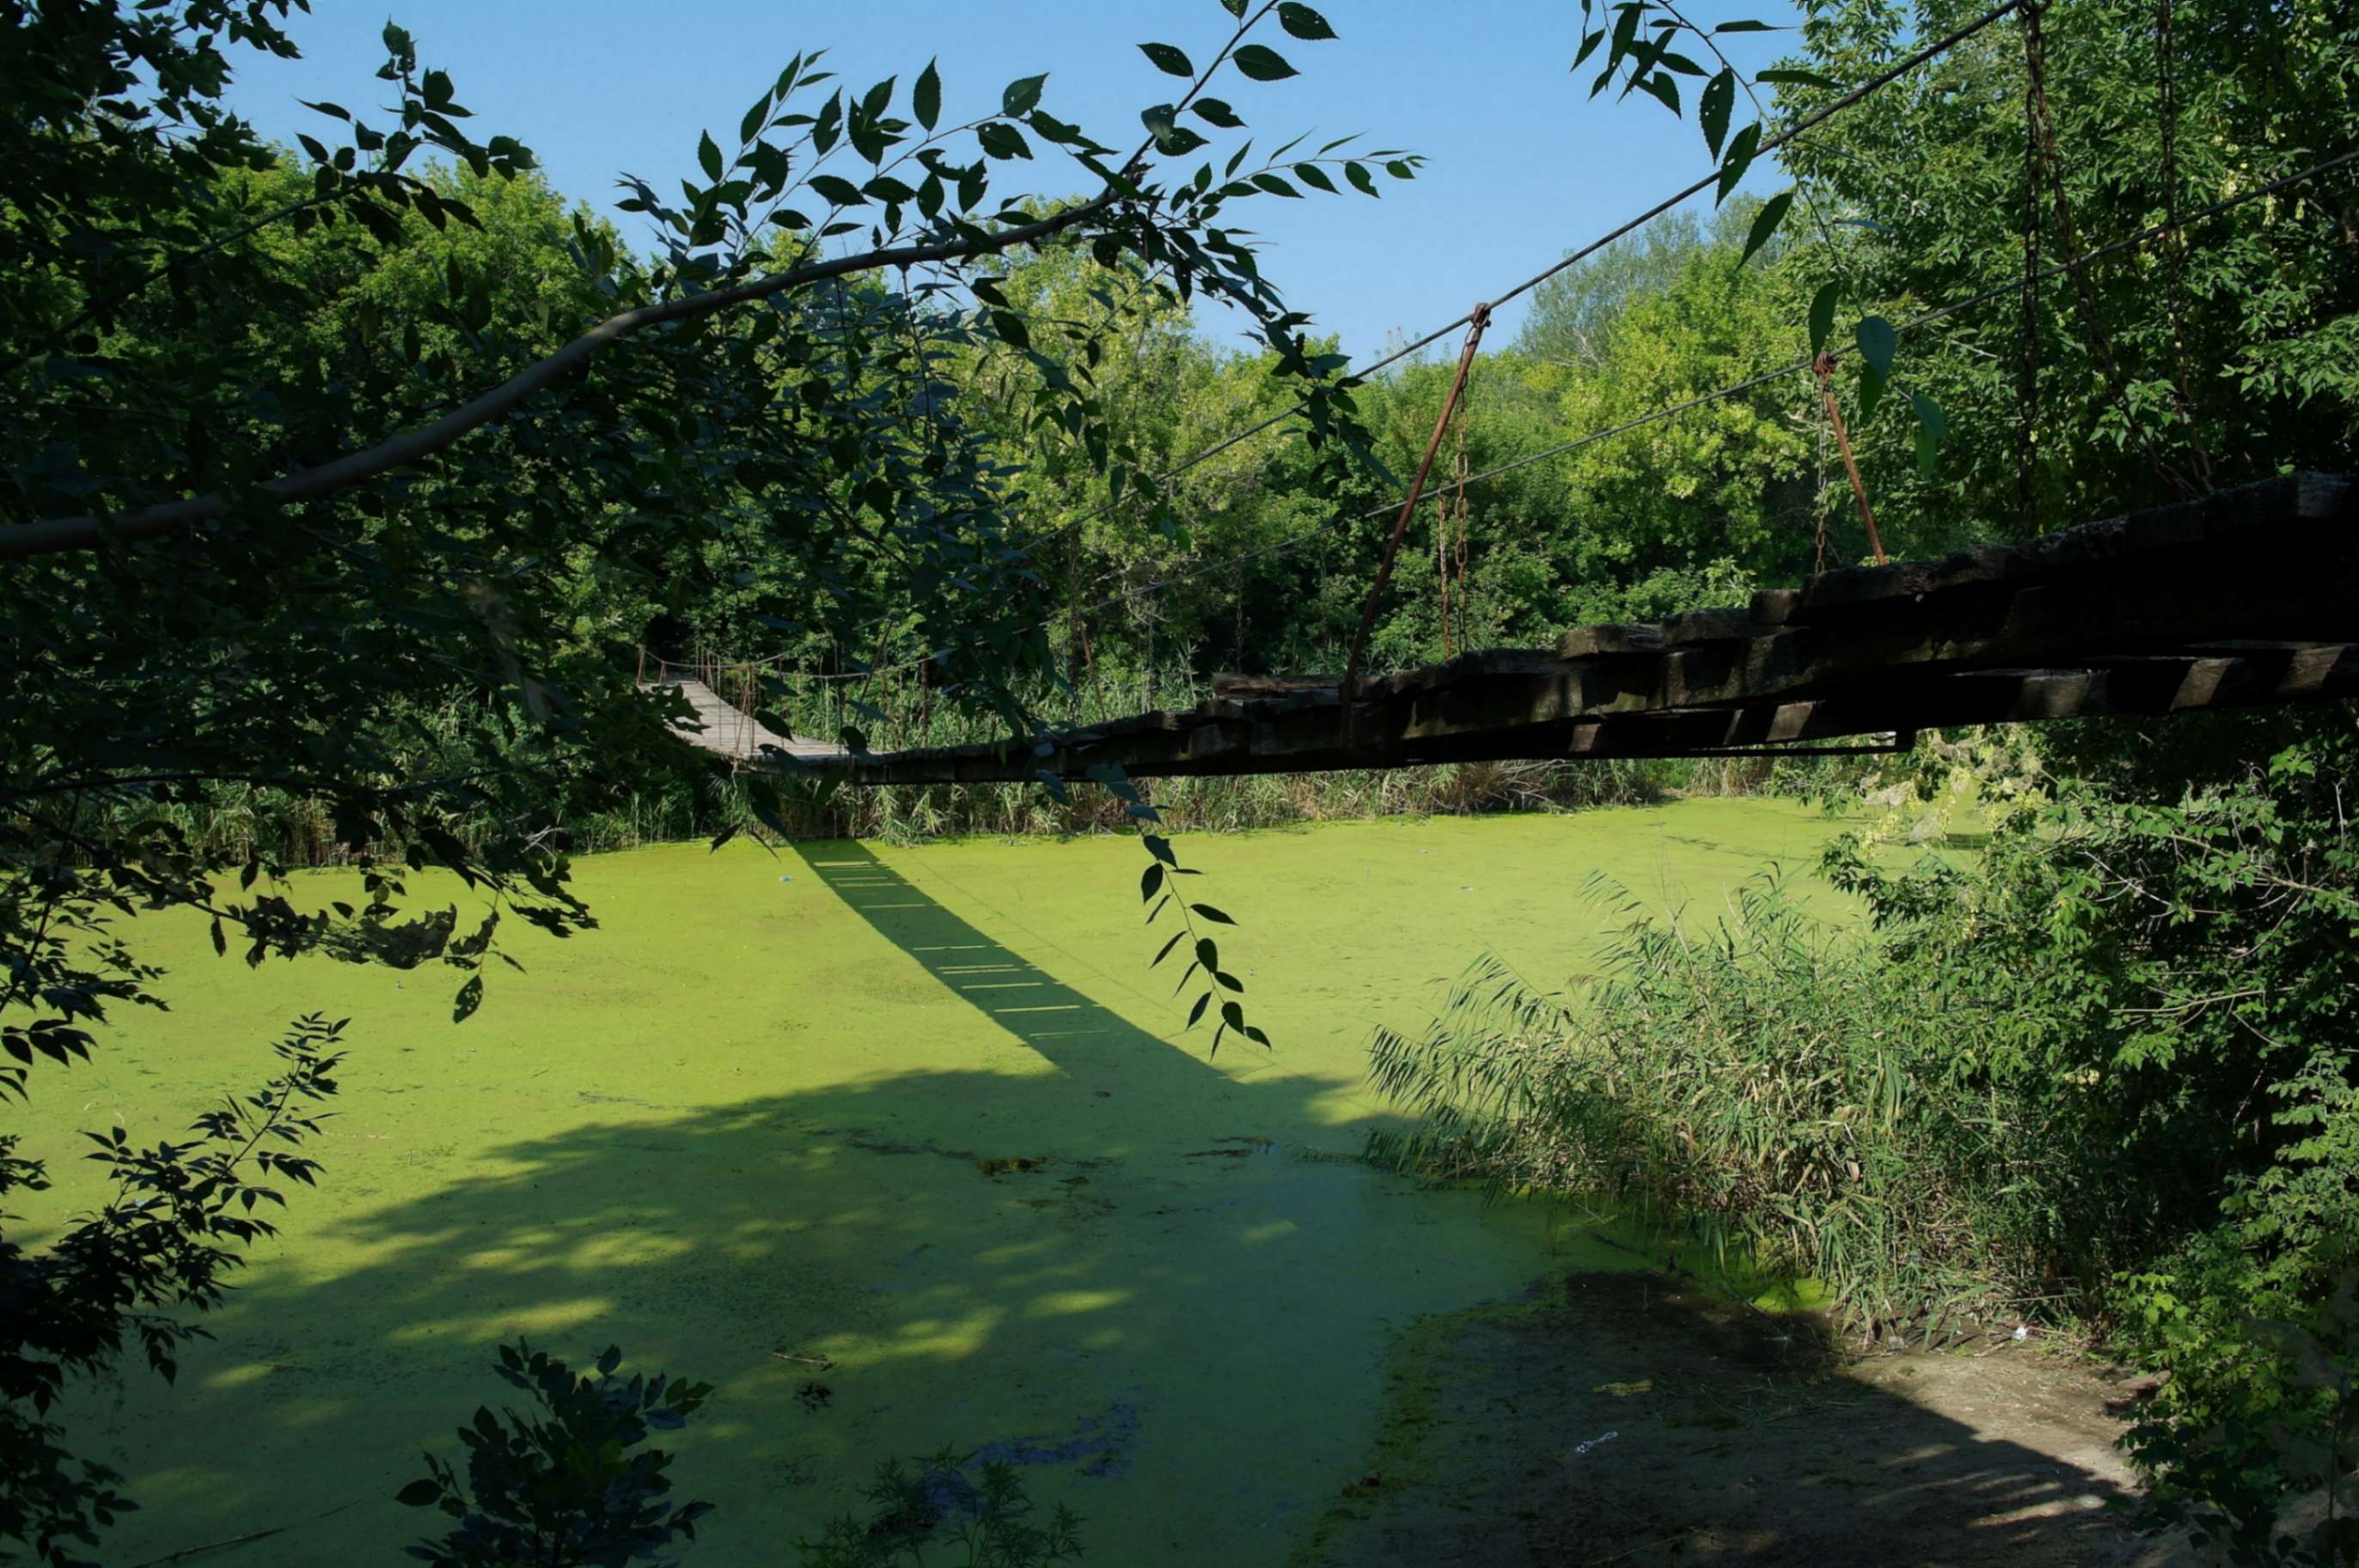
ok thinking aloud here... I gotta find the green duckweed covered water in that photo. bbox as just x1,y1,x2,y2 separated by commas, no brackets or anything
35,800,1859,1565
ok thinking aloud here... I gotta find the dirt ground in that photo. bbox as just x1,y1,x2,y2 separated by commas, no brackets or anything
1297,1270,2183,1567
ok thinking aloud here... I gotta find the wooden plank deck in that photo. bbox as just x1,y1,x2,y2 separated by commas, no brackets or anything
669,472,2357,784
640,674,848,764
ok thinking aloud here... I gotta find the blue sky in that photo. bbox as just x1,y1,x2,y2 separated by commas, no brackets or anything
220,1,1799,363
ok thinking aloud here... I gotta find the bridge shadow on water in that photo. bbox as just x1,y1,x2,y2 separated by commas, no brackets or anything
798,842,1206,1075
99,839,2152,1567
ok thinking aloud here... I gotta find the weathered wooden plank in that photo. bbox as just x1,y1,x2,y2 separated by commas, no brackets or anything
1789,471,2350,619
1562,644,2359,754
1556,607,1752,659
641,676,846,764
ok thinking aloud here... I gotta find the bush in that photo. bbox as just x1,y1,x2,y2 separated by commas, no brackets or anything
1368,707,2359,1556
398,1341,713,1567
1366,872,2063,1335
791,1450,1083,1568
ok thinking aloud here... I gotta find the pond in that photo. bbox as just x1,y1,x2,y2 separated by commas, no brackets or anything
37,799,1860,1565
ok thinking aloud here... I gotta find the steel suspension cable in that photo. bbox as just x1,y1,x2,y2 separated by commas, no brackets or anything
859,140,2359,680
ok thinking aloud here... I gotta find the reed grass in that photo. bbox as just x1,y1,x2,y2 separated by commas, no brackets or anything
1365,870,2065,1338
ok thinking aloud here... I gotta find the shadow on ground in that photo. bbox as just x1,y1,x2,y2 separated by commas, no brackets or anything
1304,1269,2154,1567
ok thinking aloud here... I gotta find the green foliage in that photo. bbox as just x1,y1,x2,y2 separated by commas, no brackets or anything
1766,705,2359,1553
0,1014,346,1565
2,0,1399,1557
2119,1268,2359,1565
1366,875,2055,1331
6,0,2356,1557
1519,209,1726,369
1781,0,2359,535
398,1341,713,1567
1370,705,2359,1415
1570,0,1946,447
792,1450,1083,1567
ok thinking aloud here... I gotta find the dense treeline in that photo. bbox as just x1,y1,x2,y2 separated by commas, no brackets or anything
180,0,2346,851
87,167,1840,857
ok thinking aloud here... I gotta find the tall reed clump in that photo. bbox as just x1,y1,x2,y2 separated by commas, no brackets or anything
1365,872,2070,1338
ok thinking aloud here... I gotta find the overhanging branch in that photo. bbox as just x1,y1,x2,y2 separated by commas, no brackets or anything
2,190,1125,562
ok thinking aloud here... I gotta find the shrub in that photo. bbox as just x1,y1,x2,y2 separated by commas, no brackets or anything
1366,872,2058,1334
791,1450,1083,1568
398,1341,713,1567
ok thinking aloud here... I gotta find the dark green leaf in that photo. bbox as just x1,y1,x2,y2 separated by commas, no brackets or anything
1700,69,1734,158
1910,392,1948,474
697,131,723,182
1002,74,1048,116
1715,121,1759,202
1141,103,1206,156
1140,42,1195,76
1232,45,1298,81
1187,991,1212,1028
1610,3,1641,62
1192,902,1236,924
1740,189,1792,265
395,1479,443,1507
1808,282,1840,357
1855,314,1897,381
1278,3,1337,39
1141,862,1164,902
1193,97,1244,129
914,59,941,131
1757,68,1837,88
1152,930,1185,967
1855,316,1897,422
977,122,1032,160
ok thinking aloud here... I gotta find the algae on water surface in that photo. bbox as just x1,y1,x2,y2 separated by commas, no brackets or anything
30,802,1856,1566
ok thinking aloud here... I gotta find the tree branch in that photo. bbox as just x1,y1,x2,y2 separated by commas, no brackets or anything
2,191,1125,561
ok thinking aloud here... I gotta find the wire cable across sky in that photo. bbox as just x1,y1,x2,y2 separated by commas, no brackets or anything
834,138,2359,686
753,0,2351,694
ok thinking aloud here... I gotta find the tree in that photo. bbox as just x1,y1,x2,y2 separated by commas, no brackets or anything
1,0,1403,1556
